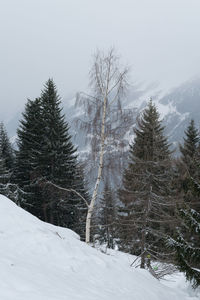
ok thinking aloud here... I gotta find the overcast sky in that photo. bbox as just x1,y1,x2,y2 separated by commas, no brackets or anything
1,0,200,119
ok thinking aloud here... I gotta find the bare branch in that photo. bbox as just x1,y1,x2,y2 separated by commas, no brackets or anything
38,179,89,208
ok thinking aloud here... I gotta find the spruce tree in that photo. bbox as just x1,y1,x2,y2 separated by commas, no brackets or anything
118,100,174,268
180,119,199,169
0,148,11,196
97,182,117,249
15,80,89,236
14,98,44,215
38,79,87,231
178,120,200,211
0,122,14,171
0,122,17,201
167,179,200,288
39,79,77,184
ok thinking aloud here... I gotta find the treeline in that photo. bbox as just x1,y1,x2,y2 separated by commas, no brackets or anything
0,80,200,287
95,101,200,287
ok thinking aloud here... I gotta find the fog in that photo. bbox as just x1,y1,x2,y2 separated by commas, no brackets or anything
1,0,200,119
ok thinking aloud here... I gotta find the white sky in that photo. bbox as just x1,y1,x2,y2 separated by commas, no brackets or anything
0,0,200,119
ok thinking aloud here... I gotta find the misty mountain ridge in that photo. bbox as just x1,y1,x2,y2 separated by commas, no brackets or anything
4,77,200,155
160,77,200,150
68,77,200,156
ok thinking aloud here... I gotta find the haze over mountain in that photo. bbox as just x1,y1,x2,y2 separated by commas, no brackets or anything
160,77,200,149
5,77,200,154
4,76,199,196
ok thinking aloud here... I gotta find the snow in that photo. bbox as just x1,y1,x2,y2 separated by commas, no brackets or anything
0,194,199,300
164,273,200,299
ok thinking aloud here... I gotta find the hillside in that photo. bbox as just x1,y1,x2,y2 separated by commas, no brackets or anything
160,77,200,149
0,195,199,300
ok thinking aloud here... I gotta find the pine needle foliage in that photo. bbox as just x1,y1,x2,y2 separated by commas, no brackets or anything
118,100,174,268
97,182,117,249
178,120,200,209
0,122,16,201
167,207,200,288
15,80,89,236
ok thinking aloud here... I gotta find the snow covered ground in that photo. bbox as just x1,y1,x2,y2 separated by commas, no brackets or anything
0,195,199,300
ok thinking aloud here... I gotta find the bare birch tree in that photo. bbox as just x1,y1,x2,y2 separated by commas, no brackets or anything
76,48,129,243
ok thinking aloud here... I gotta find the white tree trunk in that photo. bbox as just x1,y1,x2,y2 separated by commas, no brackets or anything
85,96,107,243
83,48,128,244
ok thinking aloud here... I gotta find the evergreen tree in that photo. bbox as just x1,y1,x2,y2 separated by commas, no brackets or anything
0,149,11,195
39,79,77,184
178,119,200,211
38,79,88,231
0,122,17,201
180,119,199,169
97,182,117,249
14,97,44,214
167,179,200,288
0,122,15,171
15,98,42,185
172,121,200,280
118,100,174,268
15,80,88,236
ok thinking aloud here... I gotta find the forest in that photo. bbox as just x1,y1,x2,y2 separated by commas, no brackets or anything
0,49,200,289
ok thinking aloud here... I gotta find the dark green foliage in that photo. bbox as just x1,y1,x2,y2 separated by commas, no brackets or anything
132,101,170,161
180,119,199,168
0,154,11,193
167,120,200,288
14,98,44,215
39,80,77,183
97,183,117,249
0,122,15,171
38,80,88,234
14,79,88,236
15,98,43,185
0,122,17,201
177,120,200,211
167,207,200,288
118,100,174,268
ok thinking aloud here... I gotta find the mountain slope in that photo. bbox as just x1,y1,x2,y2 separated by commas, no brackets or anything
0,195,199,300
5,77,200,154
159,77,200,149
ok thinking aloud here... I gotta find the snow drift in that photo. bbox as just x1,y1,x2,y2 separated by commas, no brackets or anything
0,195,199,300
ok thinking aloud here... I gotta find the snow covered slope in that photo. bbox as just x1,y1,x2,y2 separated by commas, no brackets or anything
0,195,199,300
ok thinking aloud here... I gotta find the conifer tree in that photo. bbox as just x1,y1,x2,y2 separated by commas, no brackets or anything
0,122,17,201
14,98,44,215
167,179,200,288
0,122,14,171
180,119,199,169
15,80,88,236
97,182,117,249
118,100,174,268
177,120,200,210
0,149,11,195
15,98,42,184
38,79,88,231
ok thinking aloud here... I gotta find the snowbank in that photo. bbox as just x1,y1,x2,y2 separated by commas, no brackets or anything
0,195,199,300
